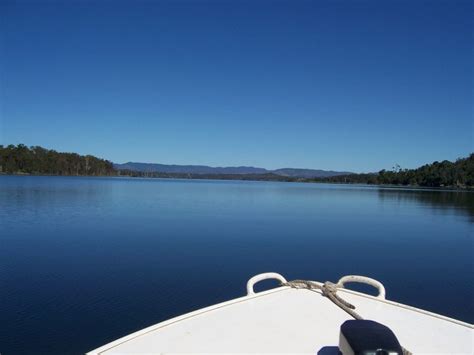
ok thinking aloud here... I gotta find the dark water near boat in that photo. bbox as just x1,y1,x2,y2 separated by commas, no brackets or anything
0,176,472,354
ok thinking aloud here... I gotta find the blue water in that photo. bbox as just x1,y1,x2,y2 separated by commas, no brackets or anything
0,176,472,354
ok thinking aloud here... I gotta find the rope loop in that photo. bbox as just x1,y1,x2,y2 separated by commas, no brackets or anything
322,281,338,296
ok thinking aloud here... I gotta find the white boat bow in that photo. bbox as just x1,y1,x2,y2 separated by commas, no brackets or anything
88,272,473,354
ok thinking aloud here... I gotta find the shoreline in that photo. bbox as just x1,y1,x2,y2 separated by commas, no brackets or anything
1,172,472,191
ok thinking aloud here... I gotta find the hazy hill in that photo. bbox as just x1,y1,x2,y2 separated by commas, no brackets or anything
272,168,351,178
114,162,351,178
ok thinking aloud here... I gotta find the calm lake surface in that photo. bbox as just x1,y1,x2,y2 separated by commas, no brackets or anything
0,175,472,354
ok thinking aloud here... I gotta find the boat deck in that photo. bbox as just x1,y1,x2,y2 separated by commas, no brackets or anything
88,277,472,354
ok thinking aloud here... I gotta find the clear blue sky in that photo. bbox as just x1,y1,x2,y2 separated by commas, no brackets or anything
1,0,472,172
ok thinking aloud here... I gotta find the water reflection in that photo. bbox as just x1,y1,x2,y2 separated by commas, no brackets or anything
377,188,474,222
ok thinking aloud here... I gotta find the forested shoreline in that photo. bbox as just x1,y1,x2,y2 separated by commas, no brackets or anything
312,154,474,189
1,144,473,189
0,144,115,176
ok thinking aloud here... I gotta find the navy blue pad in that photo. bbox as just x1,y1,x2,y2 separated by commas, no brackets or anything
340,320,403,354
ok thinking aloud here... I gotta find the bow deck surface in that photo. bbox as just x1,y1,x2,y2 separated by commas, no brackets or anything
88,284,472,354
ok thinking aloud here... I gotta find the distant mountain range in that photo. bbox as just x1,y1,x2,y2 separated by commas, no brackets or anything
114,162,352,178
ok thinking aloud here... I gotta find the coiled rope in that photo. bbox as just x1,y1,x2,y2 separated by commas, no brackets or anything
280,279,412,355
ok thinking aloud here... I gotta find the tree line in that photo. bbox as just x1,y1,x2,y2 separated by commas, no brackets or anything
0,144,116,176
312,154,474,188
1,144,472,188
